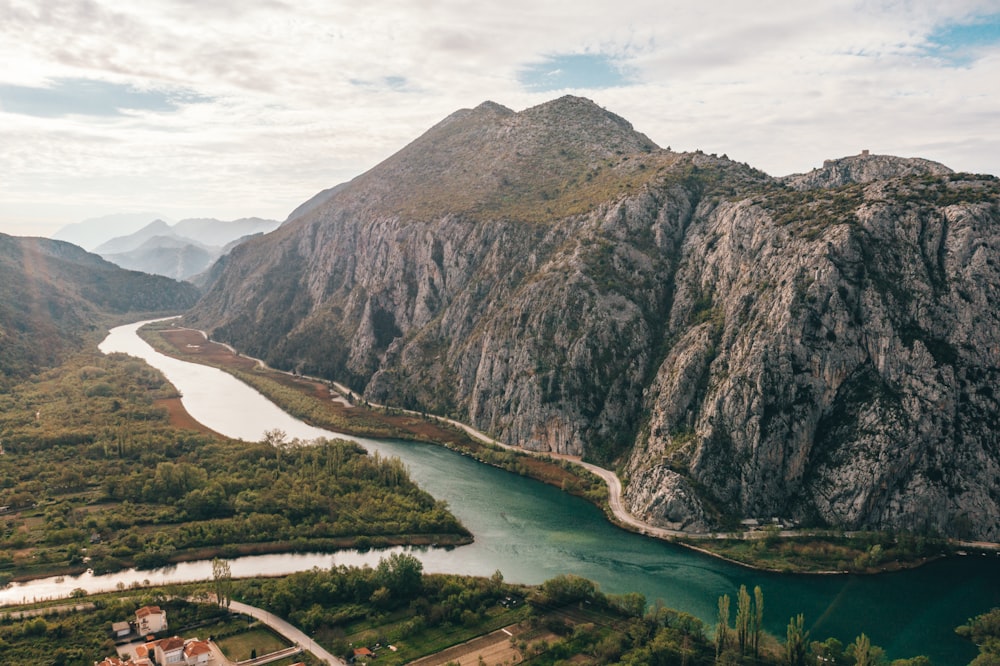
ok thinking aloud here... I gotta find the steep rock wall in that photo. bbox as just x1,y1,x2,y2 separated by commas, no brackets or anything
185,97,1000,539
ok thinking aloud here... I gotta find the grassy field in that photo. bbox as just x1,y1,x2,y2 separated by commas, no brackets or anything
215,625,291,661
321,603,532,665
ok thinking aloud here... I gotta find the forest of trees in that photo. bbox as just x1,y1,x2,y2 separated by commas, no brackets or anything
0,350,467,581
956,607,1000,665
0,558,970,666
230,557,935,666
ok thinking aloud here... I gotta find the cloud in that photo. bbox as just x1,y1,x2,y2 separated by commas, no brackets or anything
0,0,998,237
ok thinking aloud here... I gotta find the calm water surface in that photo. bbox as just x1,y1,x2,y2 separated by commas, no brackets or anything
2,320,994,664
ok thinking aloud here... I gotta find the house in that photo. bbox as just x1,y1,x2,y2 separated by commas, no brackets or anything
111,620,132,638
135,605,168,634
152,636,186,664
183,639,213,665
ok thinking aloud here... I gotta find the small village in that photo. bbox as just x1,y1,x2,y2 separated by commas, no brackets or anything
94,605,307,666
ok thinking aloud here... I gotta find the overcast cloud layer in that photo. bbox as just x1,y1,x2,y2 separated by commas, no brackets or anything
1,0,999,237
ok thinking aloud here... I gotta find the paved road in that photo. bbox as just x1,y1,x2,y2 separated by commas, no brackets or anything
227,600,346,666
432,412,697,539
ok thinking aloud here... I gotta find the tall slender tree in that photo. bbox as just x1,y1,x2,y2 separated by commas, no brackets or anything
716,593,731,659
785,614,808,666
753,585,764,658
212,557,232,608
736,584,751,655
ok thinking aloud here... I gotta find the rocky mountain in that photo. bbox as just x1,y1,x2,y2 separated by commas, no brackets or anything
95,217,281,281
781,152,954,190
0,233,200,382
185,96,1000,540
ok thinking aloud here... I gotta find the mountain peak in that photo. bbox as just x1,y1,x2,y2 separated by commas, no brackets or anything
473,100,514,115
782,151,954,190
319,97,663,223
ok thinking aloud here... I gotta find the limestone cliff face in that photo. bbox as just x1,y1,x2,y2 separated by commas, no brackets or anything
187,98,1000,540
624,175,1000,539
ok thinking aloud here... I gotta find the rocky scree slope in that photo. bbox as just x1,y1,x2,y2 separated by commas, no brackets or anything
186,97,1000,540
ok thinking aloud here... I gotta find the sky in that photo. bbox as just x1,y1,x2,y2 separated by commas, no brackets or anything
1,1,999,238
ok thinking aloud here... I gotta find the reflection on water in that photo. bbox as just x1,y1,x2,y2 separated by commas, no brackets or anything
1,320,991,664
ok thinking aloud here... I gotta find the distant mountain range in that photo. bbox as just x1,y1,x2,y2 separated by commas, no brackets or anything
185,95,1000,540
0,233,199,382
87,217,281,281
52,212,170,251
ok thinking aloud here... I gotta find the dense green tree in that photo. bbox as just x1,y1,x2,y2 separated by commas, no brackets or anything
716,593,730,659
212,557,233,607
530,574,599,607
785,614,808,666
374,552,423,601
736,584,751,655
850,633,874,666
754,584,764,658
608,591,647,619
957,608,1000,665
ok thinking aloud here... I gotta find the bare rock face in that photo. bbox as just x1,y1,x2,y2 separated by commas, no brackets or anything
781,152,953,190
187,97,1000,540
624,178,1000,539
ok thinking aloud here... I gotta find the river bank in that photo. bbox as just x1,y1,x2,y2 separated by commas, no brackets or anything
139,319,963,575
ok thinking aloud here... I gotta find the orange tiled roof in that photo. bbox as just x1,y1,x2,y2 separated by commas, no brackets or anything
136,605,163,618
160,636,186,651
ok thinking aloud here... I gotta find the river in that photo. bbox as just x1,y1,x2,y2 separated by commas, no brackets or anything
2,320,996,664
